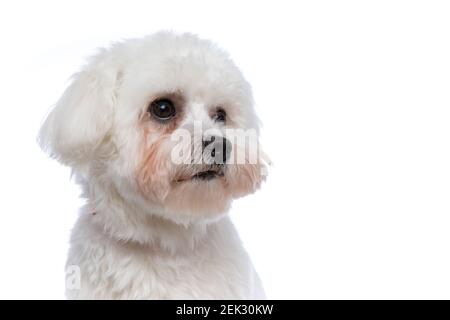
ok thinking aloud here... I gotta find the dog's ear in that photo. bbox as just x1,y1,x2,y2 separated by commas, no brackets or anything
38,52,120,166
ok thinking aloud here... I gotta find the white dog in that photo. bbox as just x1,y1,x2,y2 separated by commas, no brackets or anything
39,31,269,299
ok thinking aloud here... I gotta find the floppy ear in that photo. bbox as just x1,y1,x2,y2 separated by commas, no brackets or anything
39,53,120,166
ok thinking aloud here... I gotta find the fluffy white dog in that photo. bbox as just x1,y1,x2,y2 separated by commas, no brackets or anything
39,31,269,299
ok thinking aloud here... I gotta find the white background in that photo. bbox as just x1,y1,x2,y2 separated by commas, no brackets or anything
0,0,449,299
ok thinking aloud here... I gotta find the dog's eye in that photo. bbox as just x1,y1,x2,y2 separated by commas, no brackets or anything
213,108,227,123
149,99,176,121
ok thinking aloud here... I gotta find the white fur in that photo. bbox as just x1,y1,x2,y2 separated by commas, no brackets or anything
39,31,267,299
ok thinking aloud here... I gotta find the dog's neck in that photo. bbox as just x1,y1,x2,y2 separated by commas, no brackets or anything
82,178,214,254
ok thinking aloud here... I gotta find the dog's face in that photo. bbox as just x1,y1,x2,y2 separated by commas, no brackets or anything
40,32,268,223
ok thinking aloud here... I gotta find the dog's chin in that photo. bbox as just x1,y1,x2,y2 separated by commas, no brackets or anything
152,170,231,219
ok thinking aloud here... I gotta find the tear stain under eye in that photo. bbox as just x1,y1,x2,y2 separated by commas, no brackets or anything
136,135,171,199
140,109,183,136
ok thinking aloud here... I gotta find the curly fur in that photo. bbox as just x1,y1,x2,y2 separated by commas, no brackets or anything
39,31,268,299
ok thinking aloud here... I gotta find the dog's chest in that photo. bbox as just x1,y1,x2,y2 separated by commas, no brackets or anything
113,245,252,299
67,218,257,299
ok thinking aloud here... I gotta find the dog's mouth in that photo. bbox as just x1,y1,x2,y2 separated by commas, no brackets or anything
192,169,224,181
176,166,225,183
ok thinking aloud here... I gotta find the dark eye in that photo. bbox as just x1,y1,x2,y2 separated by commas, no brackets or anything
149,99,176,121
213,108,227,123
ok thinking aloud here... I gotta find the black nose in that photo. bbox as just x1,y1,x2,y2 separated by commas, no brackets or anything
202,135,231,164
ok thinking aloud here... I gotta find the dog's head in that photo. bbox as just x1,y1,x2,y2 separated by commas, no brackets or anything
39,32,269,223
